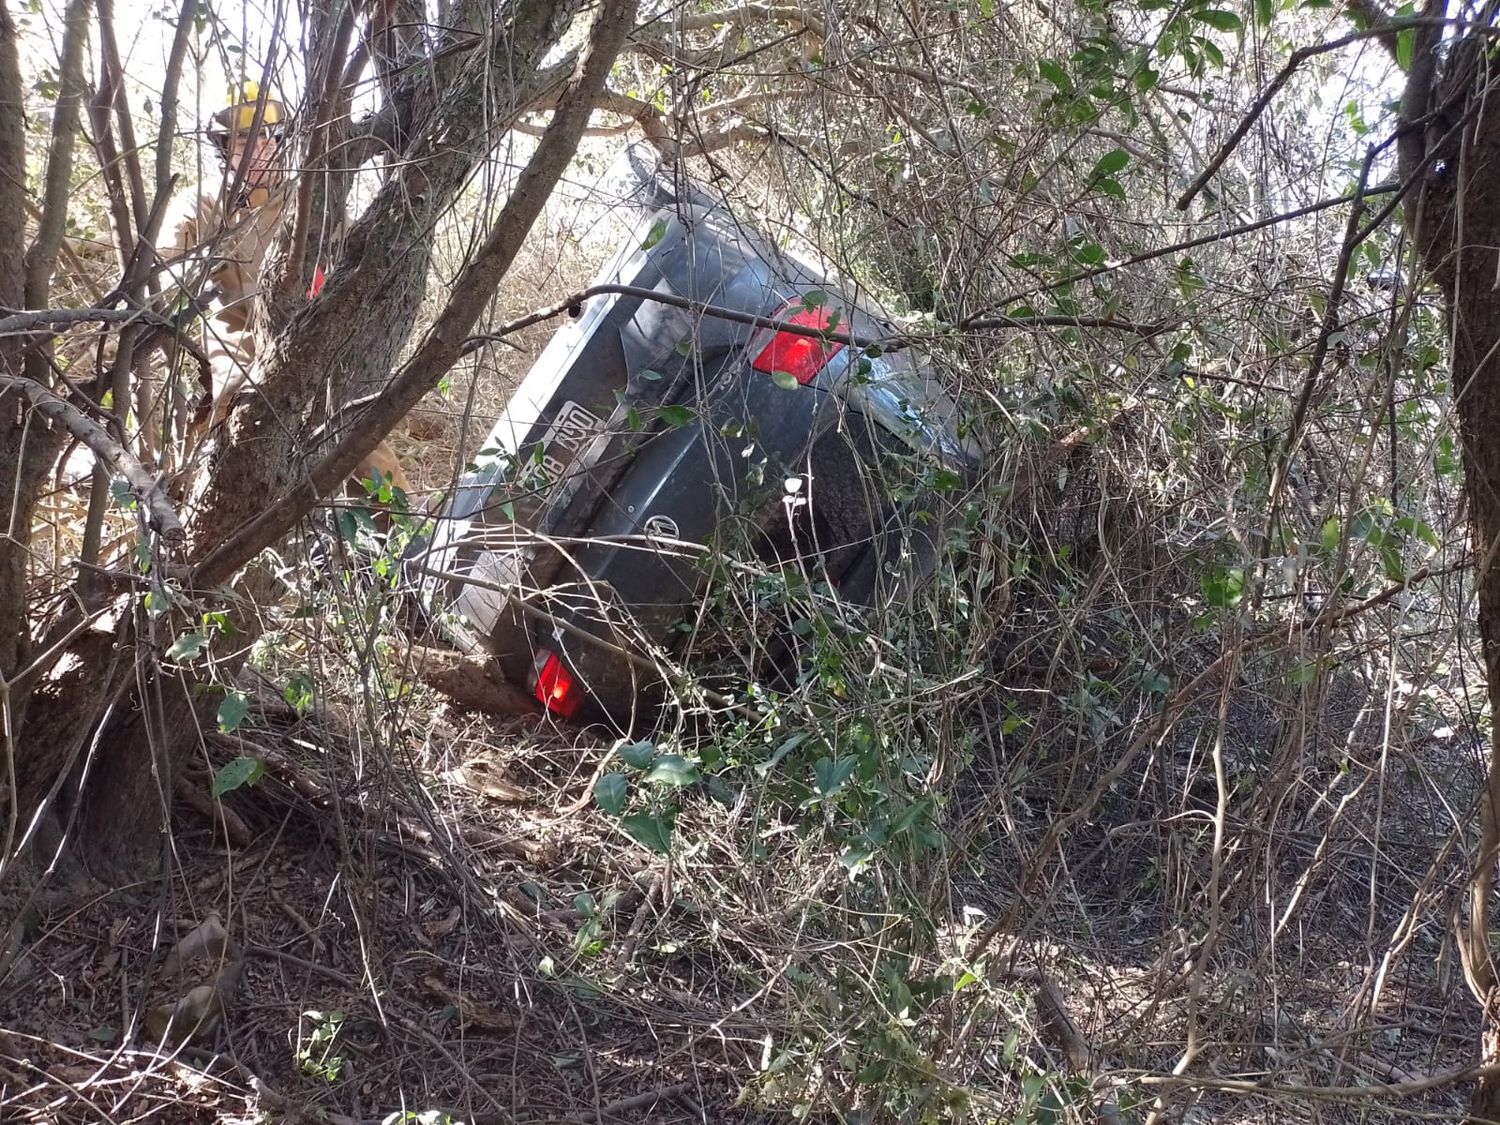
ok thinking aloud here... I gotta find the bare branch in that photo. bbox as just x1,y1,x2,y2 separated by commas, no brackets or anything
971,181,1401,320
647,2,823,36
461,283,1170,357
96,0,147,230
0,375,184,544
153,0,194,206
0,306,179,337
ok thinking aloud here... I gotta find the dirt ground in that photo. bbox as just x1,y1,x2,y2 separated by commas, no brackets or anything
0,696,788,1124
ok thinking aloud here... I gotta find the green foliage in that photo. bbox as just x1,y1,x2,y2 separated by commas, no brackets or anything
210,755,264,797
295,1009,346,1082
216,690,250,734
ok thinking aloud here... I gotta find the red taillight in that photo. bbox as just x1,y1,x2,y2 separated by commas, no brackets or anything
533,650,580,718
751,302,844,385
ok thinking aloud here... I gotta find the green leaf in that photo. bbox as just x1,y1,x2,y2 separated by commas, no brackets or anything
839,841,875,875
1190,8,1243,31
644,753,699,787
1289,658,1321,686
617,740,656,769
1201,566,1245,608
166,632,209,662
1174,257,1205,297
1095,178,1126,202
801,289,827,309
659,404,695,427
769,369,800,391
674,338,694,357
1038,58,1073,95
813,756,857,797
641,218,667,251
109,477,135,509
1139,667,1170,694
1092,148,1130,178
211,755,264,798
1254,0,1274,25
1379,544,1405,582
1320,518,1341,555
1396,26,1414,71
1071,242,1107,266
217,691,250,733
336,506,377,544
621,812,673,854
203,610,236,637
1396,515,1442,551
593,773,628,815
283,672,315,714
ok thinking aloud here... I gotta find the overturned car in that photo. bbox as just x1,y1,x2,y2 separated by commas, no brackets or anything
410,157,979,728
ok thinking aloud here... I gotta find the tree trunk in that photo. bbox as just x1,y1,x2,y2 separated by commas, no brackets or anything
1394,2,1500,1117
0,0,61,687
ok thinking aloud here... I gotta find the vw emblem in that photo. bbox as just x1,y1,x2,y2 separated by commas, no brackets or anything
643,513,679,539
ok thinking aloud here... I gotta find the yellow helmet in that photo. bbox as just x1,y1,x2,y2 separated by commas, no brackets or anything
209,80,287,138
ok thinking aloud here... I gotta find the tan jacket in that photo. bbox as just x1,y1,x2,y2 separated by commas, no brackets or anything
167,183,288,333
167,181,413,499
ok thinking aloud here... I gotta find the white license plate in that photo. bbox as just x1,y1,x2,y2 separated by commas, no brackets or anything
537,400,605,480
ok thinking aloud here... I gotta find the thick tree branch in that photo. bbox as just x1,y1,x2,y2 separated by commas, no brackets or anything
1397,0,1450,184
0,375,183,543
1344,0,1401,56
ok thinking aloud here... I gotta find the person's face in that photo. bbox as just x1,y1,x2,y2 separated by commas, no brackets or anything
226,130,280,189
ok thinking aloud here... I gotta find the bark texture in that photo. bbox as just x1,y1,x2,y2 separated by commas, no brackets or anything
1393,1,1500,1118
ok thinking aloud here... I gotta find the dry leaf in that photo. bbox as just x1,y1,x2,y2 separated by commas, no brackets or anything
419,972,519,1032
145,983,228,1046
422,906,462,939
162,914,232,978
148,914,244,1047
444,760,529,803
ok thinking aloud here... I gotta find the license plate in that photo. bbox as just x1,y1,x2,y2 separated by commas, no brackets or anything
537,400,606,481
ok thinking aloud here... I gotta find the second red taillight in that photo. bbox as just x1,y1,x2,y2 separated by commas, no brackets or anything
532,650,580,718
751,301,844,385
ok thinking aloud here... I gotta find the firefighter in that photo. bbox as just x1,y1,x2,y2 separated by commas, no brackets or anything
168,80,290,336
166,82,412,499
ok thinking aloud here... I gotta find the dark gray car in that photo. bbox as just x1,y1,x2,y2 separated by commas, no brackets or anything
412,156,979,728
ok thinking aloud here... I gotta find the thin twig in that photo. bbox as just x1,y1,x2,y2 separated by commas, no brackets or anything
463,284,1169,358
